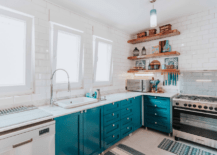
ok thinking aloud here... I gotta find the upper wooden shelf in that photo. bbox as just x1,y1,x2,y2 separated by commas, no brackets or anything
127,69,180,75
128,51,180,60
128,29,180,44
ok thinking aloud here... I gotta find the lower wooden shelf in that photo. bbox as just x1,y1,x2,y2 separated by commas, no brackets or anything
128,69,180,75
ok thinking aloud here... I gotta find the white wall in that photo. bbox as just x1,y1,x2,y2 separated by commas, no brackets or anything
130,7,217,92
0,0,133,109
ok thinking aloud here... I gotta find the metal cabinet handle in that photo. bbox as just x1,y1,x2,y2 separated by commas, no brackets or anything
113,135,115,138
155,122,157,124
84,110,87,113
112,103,115,105
113,124,115,127
155,105,157,107
155,96,157,99
127,117,129,120
127,108,129,110
155,113,157,115
127,127,129,129
112,113,115,116
13,139,33,148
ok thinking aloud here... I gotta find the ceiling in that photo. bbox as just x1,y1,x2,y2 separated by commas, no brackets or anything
48,0,217,35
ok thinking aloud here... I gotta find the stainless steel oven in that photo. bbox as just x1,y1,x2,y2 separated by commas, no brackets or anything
173,107,217,148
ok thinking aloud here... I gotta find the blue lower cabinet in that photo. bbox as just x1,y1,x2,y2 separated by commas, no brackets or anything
55,107,103,155
133,96,142,131
104,131,121,150
55,112,83,155
144,96,172,134
83,107,104,155
121,115,133,129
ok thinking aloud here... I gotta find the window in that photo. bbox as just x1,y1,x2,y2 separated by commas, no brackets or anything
0,8,33,95
51,24,83,89
93,37,113,86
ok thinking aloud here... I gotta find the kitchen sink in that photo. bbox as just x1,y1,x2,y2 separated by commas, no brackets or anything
55,97,98,109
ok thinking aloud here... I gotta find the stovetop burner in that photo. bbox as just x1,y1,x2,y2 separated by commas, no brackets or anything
175,95,217,103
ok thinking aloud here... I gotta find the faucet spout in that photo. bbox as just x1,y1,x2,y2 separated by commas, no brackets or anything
50,69,71,106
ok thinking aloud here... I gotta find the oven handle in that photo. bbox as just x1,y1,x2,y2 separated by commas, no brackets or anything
174,107,217,116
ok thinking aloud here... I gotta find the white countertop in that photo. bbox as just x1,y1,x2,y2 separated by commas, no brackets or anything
0,92,177,133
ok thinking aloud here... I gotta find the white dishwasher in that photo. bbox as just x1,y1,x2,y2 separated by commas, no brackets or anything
0,120,55,155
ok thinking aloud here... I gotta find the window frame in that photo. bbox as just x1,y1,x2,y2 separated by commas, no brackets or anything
0,8,34,96
93,37,113,86
51,24,84,90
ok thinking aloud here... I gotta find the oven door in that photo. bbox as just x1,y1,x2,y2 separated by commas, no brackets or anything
173,107,217,140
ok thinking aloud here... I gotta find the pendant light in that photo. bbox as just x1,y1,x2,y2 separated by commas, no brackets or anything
150,0,157,28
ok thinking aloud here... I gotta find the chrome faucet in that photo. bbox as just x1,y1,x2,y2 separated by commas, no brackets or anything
50,69,71,106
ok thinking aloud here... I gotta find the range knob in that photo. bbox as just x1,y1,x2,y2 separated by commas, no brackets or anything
193,104,197,108
184,104,187,107
176,103,179,106
188,104,192,107
209,107,213,110
198,105,202,109
215,108,217,111
204,106,208,109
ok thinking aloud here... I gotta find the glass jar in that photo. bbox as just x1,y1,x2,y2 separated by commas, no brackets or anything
133,47,140,56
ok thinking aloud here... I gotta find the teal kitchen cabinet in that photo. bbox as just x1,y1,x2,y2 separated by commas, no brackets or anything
132,96,142,131
144,96,172,134
55,106,103,155
83,107,104,155
55,112,83,155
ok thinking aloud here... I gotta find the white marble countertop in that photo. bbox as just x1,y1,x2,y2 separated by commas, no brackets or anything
0,92,177,133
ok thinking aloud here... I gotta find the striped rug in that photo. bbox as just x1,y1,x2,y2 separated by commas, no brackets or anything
105,144,145,155
158,138,216,155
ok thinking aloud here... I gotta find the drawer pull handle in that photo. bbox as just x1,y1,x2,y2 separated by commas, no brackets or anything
127,118,129,120
155,122,157,124
127,108,129,110
113,124,115,127
112,103,115,105
127,127,129,129
113,135,115,138
155,105,157,107
155,113,157,115
155,97,157,99
112,113,115,116
13,139,33,148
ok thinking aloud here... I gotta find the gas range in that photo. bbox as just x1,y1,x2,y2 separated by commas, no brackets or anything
173,94,217,149
173,94,217,111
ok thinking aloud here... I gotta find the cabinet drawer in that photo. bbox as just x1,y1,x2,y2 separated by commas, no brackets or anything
121,115,133,129
121,99,133,109
121,106,133,119
121,124,134,139
146,108,168,117
104,111,121,127
104,102,121,115
104,121,121,138
104,131,121,149
146,115,169,124
146,120,170,133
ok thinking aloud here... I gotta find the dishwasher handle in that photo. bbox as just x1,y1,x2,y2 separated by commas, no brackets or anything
13,139,33,148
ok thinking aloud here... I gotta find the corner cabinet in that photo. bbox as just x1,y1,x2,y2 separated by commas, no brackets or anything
144,96,172,134
54,106,103,155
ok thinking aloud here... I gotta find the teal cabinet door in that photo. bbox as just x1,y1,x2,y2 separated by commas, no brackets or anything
133,96,142,131
55,112,83,155
83,107,104,155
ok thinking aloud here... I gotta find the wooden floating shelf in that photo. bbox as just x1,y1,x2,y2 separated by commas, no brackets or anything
128,29,180,44
128,69,180,75
128,51,180,60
